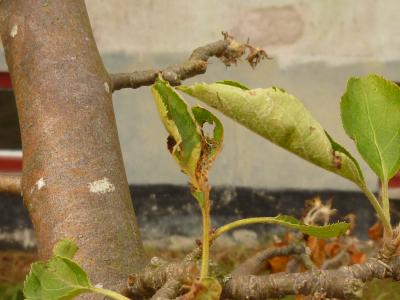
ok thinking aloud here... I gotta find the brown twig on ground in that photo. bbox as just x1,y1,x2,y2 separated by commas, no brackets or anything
0,174,21,195
110,32,269,91
223,256,400,300
127,260,198,298
232,244,306,276
150,279,182,300
321,250,350,270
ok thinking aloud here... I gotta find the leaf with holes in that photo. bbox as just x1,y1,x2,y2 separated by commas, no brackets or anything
179,82,365,187
152,77,202,181
152,79,224,207
341,74,400,181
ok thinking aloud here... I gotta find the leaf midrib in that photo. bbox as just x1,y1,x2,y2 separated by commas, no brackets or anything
362,84,388,181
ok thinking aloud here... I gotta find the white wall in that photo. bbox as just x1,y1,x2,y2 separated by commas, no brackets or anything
2,0,400,190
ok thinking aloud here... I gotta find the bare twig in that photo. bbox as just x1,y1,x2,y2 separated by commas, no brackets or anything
321,250,351,270
223,256,400,300
232,244,305,276
110,32,269,91
0,174,21,195
128,260,197,298
150,279,182,300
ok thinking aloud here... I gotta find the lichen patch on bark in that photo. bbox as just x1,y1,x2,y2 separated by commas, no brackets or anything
10,24,18,38
89,177,115,194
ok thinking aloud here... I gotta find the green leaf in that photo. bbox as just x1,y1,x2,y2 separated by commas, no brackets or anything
179,82,365,186
341,74,400,181
181,278,222,300
192,106,224,164
24,240,130,300
216,80,250,90
272,215,349,239
53,239,78,259
152,79,224,209
24,258,91,300
152,77,202,179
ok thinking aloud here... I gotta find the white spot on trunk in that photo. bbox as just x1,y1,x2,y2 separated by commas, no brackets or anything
94,283,103,288
10,24,18,38
36,177,46,190
89,177,115,194
104,82,110,93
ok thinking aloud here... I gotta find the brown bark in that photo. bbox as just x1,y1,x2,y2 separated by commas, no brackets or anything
111,32,269,91
0,0,145,296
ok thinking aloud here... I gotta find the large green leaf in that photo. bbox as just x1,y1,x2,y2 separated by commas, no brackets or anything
341,74,400,181
152,77,202,179
24,240,129,300
24,257,91,300
179,82,365,186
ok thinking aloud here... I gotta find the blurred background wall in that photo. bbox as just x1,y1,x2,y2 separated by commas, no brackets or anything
1,0,400,191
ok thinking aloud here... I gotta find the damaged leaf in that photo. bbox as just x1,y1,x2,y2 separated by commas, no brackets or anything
179,82,365,187
152,77,202,180
341,74,400,181
152,78,224,206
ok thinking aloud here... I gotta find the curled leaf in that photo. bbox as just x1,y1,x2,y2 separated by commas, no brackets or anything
151,79,224,207
179,82,365,187
152,77,202,180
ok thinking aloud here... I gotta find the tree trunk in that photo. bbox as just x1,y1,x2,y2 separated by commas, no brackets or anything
0,0,145,295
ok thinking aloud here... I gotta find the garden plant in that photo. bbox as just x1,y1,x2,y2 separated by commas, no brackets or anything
0,1,400,299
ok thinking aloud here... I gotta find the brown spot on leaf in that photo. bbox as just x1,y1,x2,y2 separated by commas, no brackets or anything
309,126,316,133
167,135,176,153
332,151,342,169
249,91,257,96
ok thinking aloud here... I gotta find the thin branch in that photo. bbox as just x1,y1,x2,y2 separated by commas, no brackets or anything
321,250,350,270
232,244,305,276
110,32,269,91
150,279,182,300
0,174,21,195
128,260,197,298
223,256,400,300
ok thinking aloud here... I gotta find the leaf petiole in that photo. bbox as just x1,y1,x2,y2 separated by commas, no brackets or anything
90,287,131,300
360,184,392,236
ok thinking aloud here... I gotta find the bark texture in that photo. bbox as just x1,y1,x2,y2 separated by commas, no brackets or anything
0,0,145,296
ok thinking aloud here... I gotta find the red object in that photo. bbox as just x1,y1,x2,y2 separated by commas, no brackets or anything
389,173,400,188
0,71,12,89
0,72,22,173
0,155,22,173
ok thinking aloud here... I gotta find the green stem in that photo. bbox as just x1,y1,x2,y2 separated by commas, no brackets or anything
380,179,390,224
360,184,392,236
91,287,131,300
200,189,211,279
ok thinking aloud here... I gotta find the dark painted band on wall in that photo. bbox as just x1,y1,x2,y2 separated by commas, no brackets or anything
0,185,397,250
